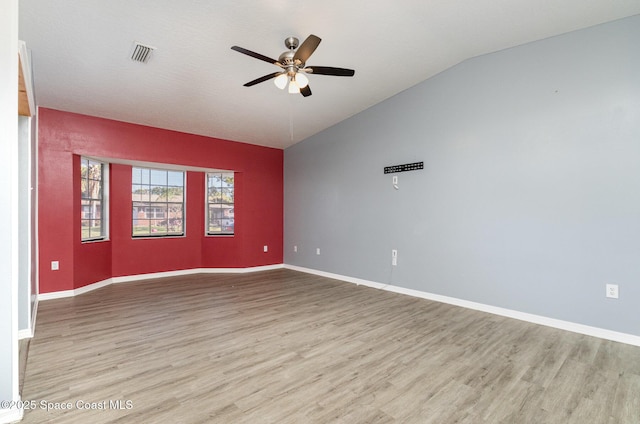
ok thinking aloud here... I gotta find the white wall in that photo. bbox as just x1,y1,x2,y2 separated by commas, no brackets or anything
285,16,640,339
18,115,33,335
0,0,22,422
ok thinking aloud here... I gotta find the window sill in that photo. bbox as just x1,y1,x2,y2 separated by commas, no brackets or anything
131,234,186,240
81,237,110,244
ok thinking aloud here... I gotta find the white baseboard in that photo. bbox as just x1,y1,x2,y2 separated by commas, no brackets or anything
38,288,75,301
17,328,32,340
38,279,113,301
17,297,39,340
38,264,285,301
36,263,640,347
31,298,38,337
0,405,23,424
112,264,284,283
284,264,388,289
284,264,640,347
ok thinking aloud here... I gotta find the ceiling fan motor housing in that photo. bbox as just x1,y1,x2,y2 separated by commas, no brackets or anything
278,50,304,76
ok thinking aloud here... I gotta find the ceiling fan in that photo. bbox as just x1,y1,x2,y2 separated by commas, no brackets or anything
231,34,355,97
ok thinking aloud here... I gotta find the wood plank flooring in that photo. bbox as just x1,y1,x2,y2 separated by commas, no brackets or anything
19,269,640,423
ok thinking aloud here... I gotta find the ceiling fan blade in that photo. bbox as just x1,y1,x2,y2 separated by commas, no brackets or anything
293,35,321,63
231,46,280,66
306,66,355,77
300,85,312,97
244,72,284,87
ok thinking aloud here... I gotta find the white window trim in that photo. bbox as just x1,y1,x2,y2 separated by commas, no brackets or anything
131,166,186,238
205,172,235,237
81,158,109,243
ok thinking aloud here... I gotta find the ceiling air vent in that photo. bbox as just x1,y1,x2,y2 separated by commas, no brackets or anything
130,42,155,64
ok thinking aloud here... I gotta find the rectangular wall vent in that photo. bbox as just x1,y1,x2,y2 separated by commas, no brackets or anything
131,42,155,63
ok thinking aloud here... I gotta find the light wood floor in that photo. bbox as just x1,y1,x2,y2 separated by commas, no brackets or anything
20,269,640,423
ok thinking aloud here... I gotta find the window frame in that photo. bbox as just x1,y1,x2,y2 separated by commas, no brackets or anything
131,166,186,238
206,172,235,236
80,157,109,242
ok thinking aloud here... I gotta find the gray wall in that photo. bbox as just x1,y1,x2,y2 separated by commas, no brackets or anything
285,15,640,336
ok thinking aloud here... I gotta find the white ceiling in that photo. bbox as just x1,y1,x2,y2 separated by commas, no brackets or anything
18,1,640,149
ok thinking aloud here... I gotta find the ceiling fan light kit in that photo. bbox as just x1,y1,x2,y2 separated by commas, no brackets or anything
231,34,355,97
288,80,300,94
292,72,309,88
274,73,288,89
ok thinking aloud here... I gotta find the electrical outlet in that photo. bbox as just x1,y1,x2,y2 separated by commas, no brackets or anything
294,245,297,252
263,245,268,252
51,261,59,271
316,248,321,255
606,284,619,299
391,249,398,266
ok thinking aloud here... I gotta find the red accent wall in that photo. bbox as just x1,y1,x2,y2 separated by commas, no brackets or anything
38,108,283,294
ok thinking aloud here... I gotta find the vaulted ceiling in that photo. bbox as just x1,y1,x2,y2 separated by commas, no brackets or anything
18,1,640,149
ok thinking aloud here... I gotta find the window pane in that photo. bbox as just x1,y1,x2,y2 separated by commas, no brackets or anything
206,172,235,235
153,204,168,218
81,159,88,179
88,220,102,239
210,204,223,219
81,158,106,241
141,169,150,184
87,179,102,199
132,167,184,237
150,169,166,185
220,188,234,203
168,171,183,186
133,221,150,236
208,186,220,203
132,202,147,212
132,185,150,202
91,201,102,220
150,185,168,201
88,161,102,181
81,226,90,239
168,219,182,233
168,202,183,216
81,179,89,199
209,174,221,186
150,220,167,234
132,167,142,184
221,174,234,188
223,222,234,233
167,186,183,202
208,204,222,232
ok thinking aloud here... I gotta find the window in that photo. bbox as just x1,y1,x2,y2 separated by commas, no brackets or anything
132,167,185,237
207,172,234,235
81,157,107,241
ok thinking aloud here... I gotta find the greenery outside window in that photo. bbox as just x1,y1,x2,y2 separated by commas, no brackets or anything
207,172,234,235
132,167,185,237
81,157,107,241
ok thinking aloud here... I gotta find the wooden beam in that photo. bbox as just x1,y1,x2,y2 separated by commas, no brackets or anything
18,41,35,117
18,55,31,116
